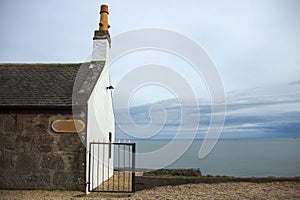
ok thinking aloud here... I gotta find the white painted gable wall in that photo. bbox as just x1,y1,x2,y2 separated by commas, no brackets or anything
86,39,115,193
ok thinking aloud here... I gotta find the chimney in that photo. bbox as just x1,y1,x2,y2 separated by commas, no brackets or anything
99,5,110,31
93,5,111,42
92,4,111,62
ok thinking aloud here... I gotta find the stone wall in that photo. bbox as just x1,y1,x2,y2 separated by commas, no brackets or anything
135,176,300,191
0,110,86,191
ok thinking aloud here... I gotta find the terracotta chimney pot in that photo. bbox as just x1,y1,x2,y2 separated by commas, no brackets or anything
99,5,110,31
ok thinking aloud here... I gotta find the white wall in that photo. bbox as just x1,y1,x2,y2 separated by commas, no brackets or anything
86,39,115,193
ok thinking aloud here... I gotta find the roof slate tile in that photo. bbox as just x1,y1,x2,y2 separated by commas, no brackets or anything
0,63,92,108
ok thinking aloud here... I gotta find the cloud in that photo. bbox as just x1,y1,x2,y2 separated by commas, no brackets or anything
115,82,300,139
289,80,300,85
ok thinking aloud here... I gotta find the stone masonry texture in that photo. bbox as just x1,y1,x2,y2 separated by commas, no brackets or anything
0,110,86,191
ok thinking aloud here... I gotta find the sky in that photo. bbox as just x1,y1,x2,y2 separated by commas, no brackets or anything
1,0,299,139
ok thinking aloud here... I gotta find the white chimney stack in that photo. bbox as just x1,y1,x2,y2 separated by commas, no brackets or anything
91,5,110,62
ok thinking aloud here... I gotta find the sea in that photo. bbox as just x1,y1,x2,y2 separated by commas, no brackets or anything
130,138,300,177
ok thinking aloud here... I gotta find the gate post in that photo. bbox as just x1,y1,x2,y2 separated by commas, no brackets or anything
132,143,136,192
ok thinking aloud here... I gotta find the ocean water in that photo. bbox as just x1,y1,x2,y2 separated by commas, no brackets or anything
132,138,300,177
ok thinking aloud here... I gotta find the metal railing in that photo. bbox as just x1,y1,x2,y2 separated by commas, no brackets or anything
88,142,136,193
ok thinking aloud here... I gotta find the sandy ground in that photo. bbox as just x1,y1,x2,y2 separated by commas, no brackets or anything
0,182,300,200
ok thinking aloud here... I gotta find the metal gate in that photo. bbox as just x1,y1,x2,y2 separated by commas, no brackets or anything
88,142,136,193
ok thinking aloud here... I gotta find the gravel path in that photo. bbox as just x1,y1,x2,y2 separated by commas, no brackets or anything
1,182,299,200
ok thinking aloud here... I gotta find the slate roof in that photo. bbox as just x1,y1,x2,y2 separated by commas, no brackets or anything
0,63,92,109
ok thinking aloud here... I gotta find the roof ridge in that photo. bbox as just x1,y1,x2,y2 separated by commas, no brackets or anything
0,63,82,67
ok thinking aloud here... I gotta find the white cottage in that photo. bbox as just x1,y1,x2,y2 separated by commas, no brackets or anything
0,4,131,193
